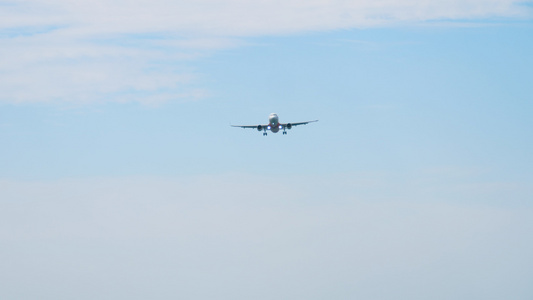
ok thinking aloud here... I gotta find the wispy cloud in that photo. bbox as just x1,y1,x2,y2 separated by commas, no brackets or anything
0,174,532,299
3,0,528,35
0,27,215,104
0,0,530,104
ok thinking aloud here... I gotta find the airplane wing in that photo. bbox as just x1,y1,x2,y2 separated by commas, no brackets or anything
231,124,268,129
281,120,319,127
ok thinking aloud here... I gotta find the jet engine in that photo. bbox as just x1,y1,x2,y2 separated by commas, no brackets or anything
286,123,292,130
257,125,263,131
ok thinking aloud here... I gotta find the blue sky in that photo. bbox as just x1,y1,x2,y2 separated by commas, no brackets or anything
1,1,533,299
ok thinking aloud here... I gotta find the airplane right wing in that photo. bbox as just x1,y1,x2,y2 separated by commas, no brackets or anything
231,124,268,130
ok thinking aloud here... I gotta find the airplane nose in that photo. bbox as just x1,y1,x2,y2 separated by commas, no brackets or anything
269,114,279,125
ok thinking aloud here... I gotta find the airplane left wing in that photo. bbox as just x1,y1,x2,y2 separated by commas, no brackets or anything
281,120,319,127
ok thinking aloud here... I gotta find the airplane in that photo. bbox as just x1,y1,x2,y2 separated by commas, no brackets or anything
231,113,318,136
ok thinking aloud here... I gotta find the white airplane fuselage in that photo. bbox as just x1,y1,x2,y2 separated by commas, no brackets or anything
268,113,280,133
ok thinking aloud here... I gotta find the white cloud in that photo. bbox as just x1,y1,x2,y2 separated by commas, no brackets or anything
0,0,530,104
4,0,528,35
0,174,532,299
0,30,214,104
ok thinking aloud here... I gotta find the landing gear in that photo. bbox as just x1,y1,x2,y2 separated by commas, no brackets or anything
263,132,267,136
283,131,287,135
